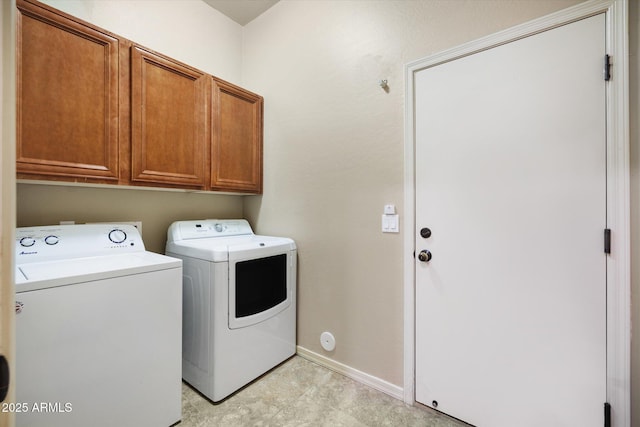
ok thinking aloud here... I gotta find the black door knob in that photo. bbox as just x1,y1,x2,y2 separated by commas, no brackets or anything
418,250,432,262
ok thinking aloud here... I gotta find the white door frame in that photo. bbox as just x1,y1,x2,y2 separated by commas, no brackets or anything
403,0,630,425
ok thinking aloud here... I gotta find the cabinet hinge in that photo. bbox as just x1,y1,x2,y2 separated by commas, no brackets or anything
604,402,611,427
604,55,611,81
604,229,611,254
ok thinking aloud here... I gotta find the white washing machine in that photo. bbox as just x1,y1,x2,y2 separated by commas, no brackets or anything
15,224,182,427
166,219,296,402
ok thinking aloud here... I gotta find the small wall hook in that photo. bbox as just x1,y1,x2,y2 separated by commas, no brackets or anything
379,79,388,89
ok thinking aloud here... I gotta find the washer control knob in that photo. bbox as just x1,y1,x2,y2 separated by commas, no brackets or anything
108,229,127,244
19,237,36,247
214,223,224,232
44,235,59,245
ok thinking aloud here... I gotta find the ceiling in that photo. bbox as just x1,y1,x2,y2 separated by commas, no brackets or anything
202,0,280,26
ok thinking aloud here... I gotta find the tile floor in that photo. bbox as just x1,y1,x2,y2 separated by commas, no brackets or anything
179,355,469,427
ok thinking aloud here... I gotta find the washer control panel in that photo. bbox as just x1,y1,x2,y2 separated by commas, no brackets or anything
16,224,144,263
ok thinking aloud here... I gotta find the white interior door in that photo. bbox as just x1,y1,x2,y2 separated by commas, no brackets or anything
415,14,607,427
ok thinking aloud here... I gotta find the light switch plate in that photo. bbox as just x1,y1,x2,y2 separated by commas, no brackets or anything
382,214,399,233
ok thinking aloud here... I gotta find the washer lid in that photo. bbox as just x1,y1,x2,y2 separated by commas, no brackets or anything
16,252,182,293
166,235,295,262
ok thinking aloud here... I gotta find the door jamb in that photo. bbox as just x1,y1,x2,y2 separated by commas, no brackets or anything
403,1,630,425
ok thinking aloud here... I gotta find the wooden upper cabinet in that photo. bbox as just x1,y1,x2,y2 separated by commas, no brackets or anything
211,79,263,193
130,46,208,188
16,0,120,182
17,0,264,194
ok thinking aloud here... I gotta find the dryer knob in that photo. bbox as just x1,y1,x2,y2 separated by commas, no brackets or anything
214,223,224,232
108,229,127,244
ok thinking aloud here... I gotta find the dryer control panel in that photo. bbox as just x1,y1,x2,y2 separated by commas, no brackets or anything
167,219,253,242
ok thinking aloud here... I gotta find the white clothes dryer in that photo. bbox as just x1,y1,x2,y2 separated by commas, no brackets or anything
166,219,296,402
15,223,182,427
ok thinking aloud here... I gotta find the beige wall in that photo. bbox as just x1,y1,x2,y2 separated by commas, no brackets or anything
16,184,243,254
18,0,247,254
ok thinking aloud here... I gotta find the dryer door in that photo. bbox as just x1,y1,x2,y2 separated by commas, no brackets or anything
228,243,294,329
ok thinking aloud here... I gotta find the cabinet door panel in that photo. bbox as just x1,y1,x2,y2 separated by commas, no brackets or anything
131,47,207,188
17,1,119,181
211,80,263,193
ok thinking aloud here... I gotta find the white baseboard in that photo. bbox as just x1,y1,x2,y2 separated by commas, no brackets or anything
296,346,404,401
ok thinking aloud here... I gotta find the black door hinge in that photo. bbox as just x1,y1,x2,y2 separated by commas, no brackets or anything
604,229,611,254
604,402,611,427
604,55,611,81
